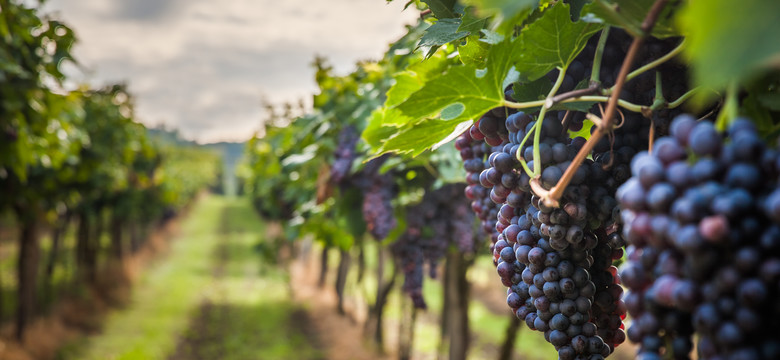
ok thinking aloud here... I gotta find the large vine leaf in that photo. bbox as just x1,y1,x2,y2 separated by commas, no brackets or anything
362,107,411,150
461,0,537,36
457,7,490,34
565,0,589,21
514,2,603,82
677,0,780,90
385,72,423,108
364,38,515,156
365,3,604,157
396,37,521,122
422,0,458,19
584,0,680,38
418,18,470,51
461,0,538,21
378,119,473,157
385,52,450,108
458,36,490,67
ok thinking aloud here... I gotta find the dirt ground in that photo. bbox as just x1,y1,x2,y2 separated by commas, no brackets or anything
288,249,394,360
0,215,184,360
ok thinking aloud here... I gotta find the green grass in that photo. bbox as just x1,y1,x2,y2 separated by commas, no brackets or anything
60,195,225,359
54,195,555,360
59,195,321,360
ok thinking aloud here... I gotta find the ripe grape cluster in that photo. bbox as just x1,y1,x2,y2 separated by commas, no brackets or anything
330,133,398,241
359,168,397,241
331,125,360,183
392,184,477,309
457,105,639,358
457,116,506,249
453,31,667,359
455,26,779,360
618,116,780,359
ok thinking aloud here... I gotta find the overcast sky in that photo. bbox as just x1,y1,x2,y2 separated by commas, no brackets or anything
43,0,420,143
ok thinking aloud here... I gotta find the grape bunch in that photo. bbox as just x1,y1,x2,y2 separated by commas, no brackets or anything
360,171,397,241
452,25,730,359
456,127,503,247
618,115,780,359
392,184,477,309
458,103,637,359
350,155,398,241
329,128,398,241
330,125,360,183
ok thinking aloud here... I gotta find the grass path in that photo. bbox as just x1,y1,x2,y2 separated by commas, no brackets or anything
60,195,321,360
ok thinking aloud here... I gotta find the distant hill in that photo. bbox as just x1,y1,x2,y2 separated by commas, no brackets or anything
147,126,246,196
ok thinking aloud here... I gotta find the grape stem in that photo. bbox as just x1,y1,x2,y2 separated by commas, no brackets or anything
531,65,569,178
548,87,600,107
667,87,701,109
646,71,666,117
590,26,611,86
505,95,645,113
516,127,535,176
623,39,686,84
537,0,670,208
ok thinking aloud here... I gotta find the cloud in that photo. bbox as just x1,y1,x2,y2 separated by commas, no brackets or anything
42,0,420,142
111,0,184,21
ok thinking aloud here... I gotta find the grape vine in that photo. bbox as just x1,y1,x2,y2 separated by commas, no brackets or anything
244,0,780,359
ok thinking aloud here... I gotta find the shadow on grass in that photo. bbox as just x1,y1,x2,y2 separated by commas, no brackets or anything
168,301,324,360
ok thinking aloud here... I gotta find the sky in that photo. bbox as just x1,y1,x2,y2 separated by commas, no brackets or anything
43,0,420,143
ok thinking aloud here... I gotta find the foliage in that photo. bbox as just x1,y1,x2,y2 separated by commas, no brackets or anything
243,0,780,358
240,36,465,249
0,0,220,340
367,0,780,157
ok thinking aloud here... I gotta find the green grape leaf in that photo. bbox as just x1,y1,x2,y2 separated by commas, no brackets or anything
422,0,458,18
379,119,473,157
362,107,411,150
565,0,589,21
480,29,506,45
461,0,538,22
459,36,490,67
418,18,469,49
367,27,535,157
385,52,450,108
394,65,489,122
397,36,521,122
457,7,490,34
568,118,595,139
512,76,553,102
677,0,780,90
385,72,422,108
584,0,680,38
515,2,603,82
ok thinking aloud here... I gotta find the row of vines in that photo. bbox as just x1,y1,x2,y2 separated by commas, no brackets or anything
0,0,219,342
244,0,780,359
